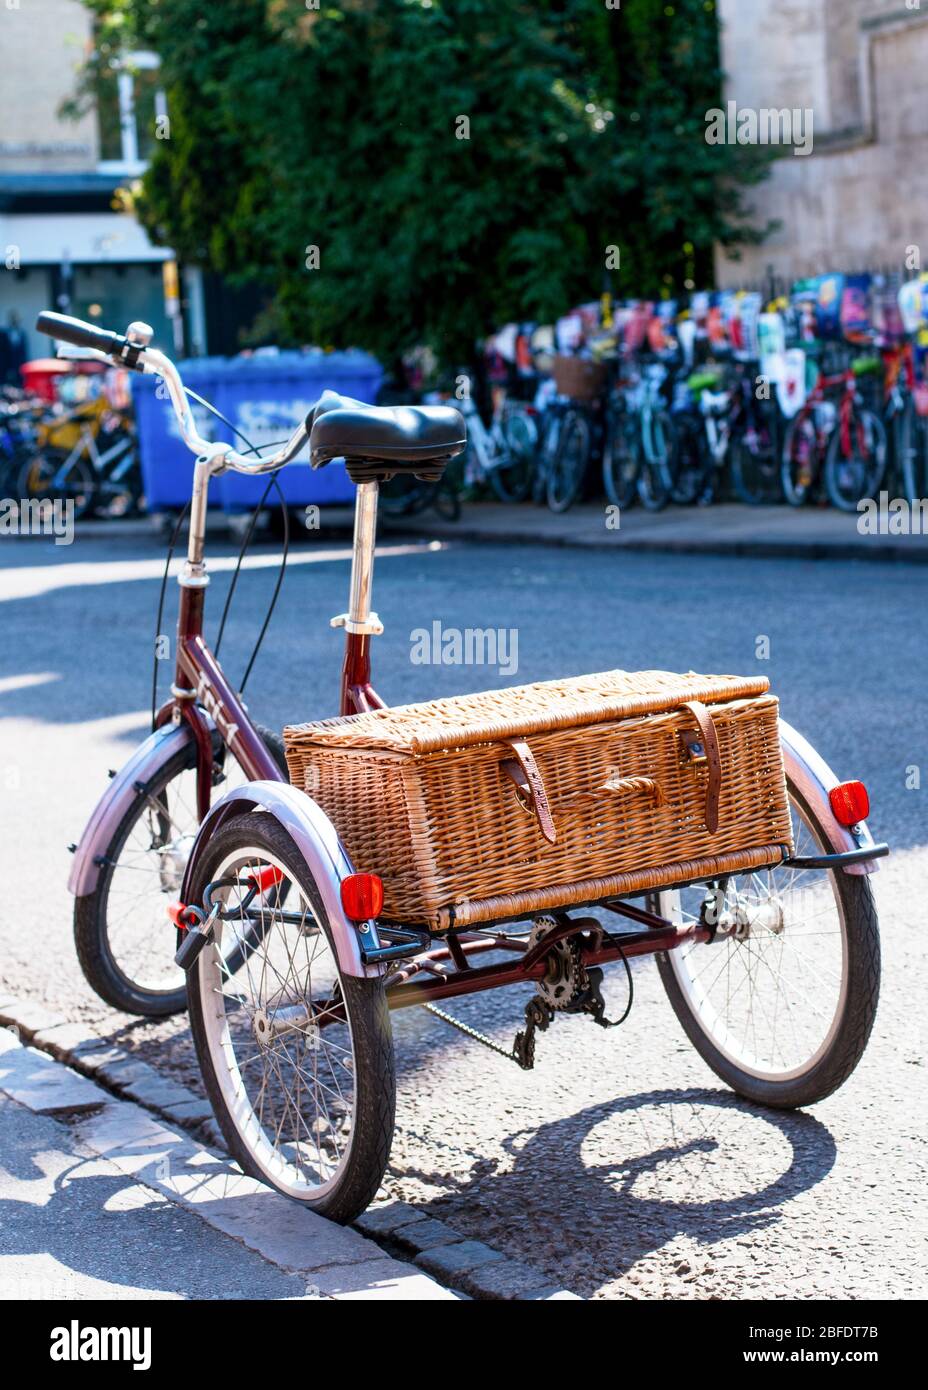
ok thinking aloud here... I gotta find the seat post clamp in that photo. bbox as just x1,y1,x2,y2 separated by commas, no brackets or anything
330,611,384,637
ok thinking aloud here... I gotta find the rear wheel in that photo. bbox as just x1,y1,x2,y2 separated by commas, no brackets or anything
669,416,709,505
602,408,640,509
547,409,590,513
186,813,395,1223
730,418,781,505
19,449,96,518
653,778,880,1109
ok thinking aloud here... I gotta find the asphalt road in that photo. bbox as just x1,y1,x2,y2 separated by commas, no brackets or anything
1,523,926,1299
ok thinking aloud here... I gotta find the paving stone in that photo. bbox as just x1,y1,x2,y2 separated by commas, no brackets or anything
461,1258,571,1301
354,1200,429,1238
416,1240,504,1282
520,1287,583,1301
390,1217,463,1252
0,999,65,1038
96,1057,162,1091
32,1023,109,1059
179,1188,389,1274
159,1098,215,1127
70,1044,134,1076
118,1074,200,1112
77,1099,197,1170
311,1258,458,1300
0,1041,109,1116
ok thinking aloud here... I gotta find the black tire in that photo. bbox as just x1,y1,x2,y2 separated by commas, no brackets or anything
19,449,96,519
602,408,640,509
378,474,420,517
654,778,880,1109
669,417,710,505
780,416,817,506
729,420,782,506
898,397,927,505
547,409,590,513
636,412,674,512
186,812,395,1223
489,410,536,503
73,725,288,1018
824,407,887,512
432,478,461,521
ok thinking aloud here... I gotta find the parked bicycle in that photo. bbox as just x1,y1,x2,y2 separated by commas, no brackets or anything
781,353,887,511
18,395,142,519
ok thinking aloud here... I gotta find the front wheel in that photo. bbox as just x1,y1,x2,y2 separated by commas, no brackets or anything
652,778,880,1109
186,813,395,1223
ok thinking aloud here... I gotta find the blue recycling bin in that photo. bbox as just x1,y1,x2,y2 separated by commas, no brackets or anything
134,350,383,512
133,358,233,510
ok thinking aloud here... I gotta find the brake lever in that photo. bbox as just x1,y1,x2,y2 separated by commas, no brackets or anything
55,345,112,364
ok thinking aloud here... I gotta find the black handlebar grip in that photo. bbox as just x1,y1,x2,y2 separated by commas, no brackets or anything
35,311,125,357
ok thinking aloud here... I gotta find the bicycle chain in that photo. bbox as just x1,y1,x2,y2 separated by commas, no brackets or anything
425,995,555,1071
424,1003,526,1065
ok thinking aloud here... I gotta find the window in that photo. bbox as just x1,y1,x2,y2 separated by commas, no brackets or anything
97,51,166,174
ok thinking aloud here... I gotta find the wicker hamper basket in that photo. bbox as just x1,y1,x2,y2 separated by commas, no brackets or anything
283,670,794,931
551,355,607,401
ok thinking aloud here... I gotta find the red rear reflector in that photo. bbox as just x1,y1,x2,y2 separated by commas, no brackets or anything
247,866,285,894
340,873,384,921
829,780,870,827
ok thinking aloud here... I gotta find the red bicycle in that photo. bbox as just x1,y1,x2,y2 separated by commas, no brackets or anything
781,355,887,511
44,311,887,1224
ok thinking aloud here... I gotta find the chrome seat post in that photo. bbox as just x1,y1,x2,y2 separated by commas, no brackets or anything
331,480,383,637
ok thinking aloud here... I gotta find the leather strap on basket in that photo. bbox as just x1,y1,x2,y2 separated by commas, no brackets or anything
682,700,721,834
500,739,557,844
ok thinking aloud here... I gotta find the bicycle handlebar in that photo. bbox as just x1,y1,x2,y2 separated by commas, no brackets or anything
35,311,308,476
36,311,129,358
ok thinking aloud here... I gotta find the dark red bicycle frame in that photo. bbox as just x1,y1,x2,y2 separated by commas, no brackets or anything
157,570,713,1006
155,578,383,823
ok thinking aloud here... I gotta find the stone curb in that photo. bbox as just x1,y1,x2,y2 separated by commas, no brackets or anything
0,997,582,1299
382,517,928,566
0,1020,457,1302
355,1201,582,1301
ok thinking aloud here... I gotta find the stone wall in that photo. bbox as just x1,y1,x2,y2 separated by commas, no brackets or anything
714,0,928,287
0,0,98,173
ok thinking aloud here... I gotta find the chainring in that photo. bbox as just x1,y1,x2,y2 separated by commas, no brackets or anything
529,916,589,1011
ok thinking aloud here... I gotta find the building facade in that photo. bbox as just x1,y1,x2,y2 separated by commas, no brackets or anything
0,0,207,365
715,0,928,289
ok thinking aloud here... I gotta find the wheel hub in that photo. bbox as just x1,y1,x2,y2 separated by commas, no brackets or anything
252,1004,319,1048
728,893,786,939
157,833,196,894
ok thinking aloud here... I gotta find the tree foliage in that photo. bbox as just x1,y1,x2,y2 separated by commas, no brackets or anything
75,0,770,359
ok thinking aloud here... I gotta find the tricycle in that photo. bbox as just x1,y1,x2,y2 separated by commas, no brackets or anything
42,311,888,1224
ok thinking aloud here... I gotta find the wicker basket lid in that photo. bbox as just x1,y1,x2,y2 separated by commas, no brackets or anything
284,669,772,756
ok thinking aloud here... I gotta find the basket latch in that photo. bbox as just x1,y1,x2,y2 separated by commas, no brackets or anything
500,738,557,844
680,700,721,834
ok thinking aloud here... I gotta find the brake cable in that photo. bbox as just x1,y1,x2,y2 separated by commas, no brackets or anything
149,383,292,726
